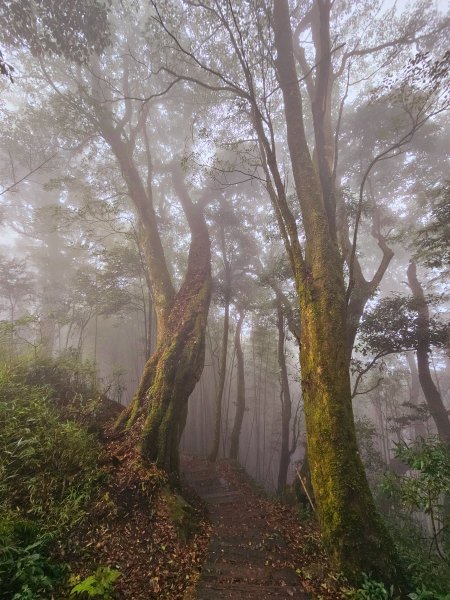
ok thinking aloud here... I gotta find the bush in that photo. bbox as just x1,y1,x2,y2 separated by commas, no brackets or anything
0,367,101,532
349,574,395,599
376,437,450,596
0,365,103,599
69,566,121,598
0,518,66,600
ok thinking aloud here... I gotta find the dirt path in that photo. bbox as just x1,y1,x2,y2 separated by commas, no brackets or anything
181,456,310,599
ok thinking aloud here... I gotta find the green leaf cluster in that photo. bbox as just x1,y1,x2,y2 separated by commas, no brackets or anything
70,567,120,599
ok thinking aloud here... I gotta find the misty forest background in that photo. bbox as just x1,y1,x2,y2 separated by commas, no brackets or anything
0,0,450,598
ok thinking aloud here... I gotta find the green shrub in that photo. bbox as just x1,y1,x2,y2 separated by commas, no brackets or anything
18,351,101,420
0,518,66,600
378,437,450,594
0,368,101,532
408,587,450,600
348,574,395,599
70,567,121,598
0,365,103,599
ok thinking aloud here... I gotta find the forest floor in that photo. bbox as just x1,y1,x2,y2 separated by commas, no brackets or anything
69,420,346,599
181,456,345,599
68,423,210,600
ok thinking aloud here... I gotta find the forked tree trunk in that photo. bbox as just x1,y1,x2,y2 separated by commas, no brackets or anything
125,205,211,477
229,311,245,460
95,104,212,479
272,0,403,585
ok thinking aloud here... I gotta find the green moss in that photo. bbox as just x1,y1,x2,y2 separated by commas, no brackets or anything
162,488,199,542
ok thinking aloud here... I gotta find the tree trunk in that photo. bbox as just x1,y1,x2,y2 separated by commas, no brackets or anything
405,352,428,439
123,176,211,480
229,311,245,461
91,89,213,479
272,0,403,585
209,221,231,462
276,303,292,495
407,261,450,556
209,296,230,461
125,205,211,478
407,261,450,443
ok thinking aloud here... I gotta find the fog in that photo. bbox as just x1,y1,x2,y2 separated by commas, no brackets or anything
0,1,449,595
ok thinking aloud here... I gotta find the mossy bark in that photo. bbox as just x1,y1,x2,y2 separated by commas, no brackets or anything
272,0,404,586
127,198,212,480
297,254,400,582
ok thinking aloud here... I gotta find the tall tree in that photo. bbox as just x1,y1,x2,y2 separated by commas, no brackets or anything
406,261,450,443
150,0,420,581
229,309,245,461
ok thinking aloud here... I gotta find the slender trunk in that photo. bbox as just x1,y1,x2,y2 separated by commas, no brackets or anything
209,222,231,461
407,262,450,443
9,302,14,355
208,297,229,461
229,311,245,461
276,304,292,495
407,261,450,556
296,446,314,508
272,0,402,584
405,352,428,439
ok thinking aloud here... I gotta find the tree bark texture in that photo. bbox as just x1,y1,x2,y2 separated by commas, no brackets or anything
95,102,212,478
272,0,403,584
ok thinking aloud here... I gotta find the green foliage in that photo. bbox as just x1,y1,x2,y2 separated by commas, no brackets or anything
383,437,450,515
414,183,450,271
19,351,98,407
70,567,120,598
0,364,103,599
348,574,395,599
0,367,101,531
408,586,450,600
0,0,111,64
358,294,449,358
377,438,450,595
0,519,65,600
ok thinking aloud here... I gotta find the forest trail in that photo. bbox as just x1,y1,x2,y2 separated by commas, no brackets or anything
181,456,310,599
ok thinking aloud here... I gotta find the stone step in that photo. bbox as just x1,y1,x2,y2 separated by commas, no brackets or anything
197,582,307,599
181,457,310,600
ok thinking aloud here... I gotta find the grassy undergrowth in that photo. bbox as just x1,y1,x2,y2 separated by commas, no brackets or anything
0,356,210,600
0,363,103,599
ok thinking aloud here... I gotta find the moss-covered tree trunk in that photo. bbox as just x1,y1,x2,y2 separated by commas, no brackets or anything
93,101,212,479
124,171,212,479
272,0,403,585
229,311,245,461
